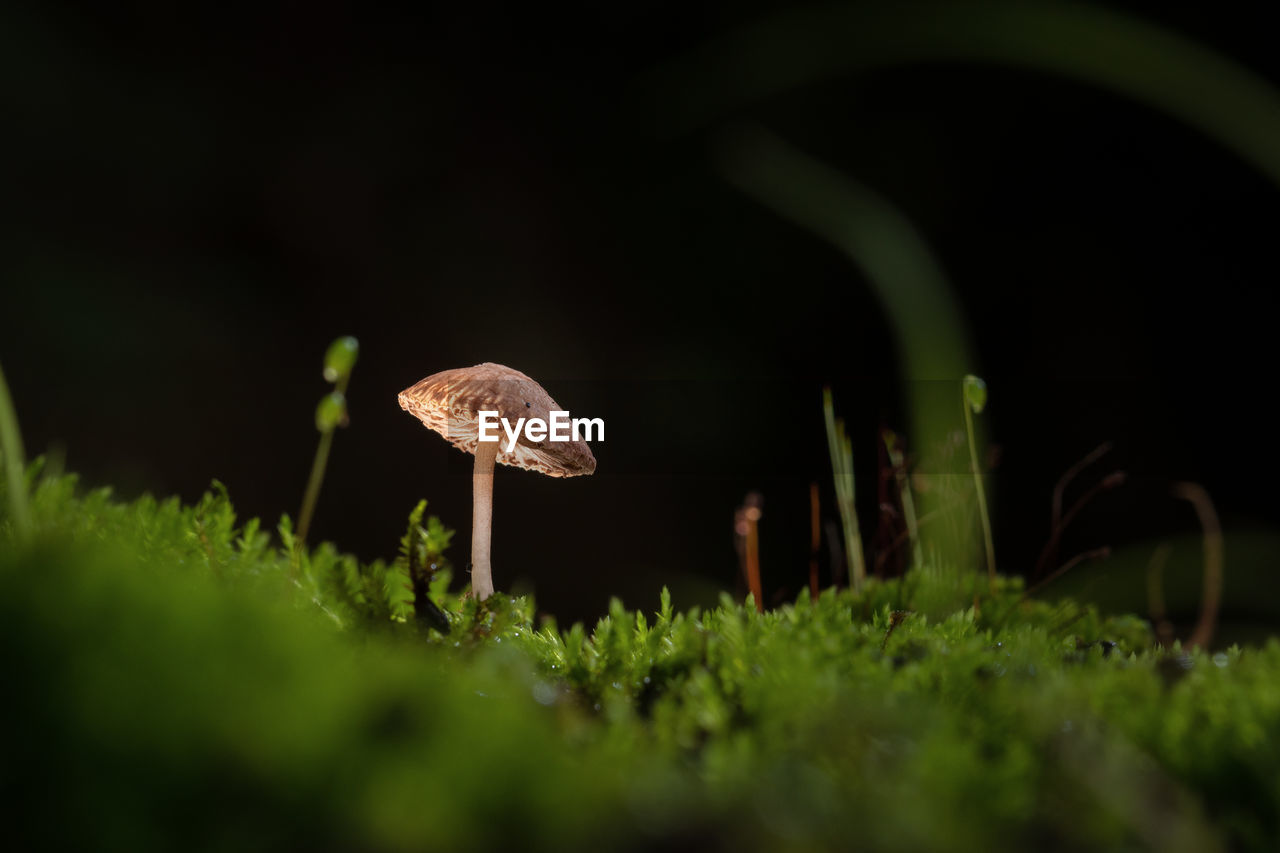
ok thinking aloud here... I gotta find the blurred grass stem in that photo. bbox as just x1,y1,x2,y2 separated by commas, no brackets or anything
824,389,866,592
659,1,1280,189
0,362,31,537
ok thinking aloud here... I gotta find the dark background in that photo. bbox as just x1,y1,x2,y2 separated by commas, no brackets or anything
3,1,1278,628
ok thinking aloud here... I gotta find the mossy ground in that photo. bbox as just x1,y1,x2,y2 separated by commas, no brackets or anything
2,468,1277,851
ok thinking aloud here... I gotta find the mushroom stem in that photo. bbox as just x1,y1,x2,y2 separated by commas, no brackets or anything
471,441,499,600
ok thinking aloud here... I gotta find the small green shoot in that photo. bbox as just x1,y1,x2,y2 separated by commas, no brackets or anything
397,498,454,633
962,374,996,592
823,388,866,591
295,336,359,571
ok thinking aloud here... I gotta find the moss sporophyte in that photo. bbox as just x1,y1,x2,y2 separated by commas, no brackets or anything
295,336,359,561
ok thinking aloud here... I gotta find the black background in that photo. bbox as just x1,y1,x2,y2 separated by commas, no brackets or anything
3,1,1278,626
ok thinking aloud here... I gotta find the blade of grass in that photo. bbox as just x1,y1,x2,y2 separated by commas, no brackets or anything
0,361,31,537
824,388,866,592
720,129,972,386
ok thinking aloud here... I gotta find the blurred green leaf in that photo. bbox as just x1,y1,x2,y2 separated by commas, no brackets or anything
658,0,1280,188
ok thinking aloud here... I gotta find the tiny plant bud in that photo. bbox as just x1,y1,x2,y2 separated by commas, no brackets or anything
963,374,987,414
323,336,360,384
315,392,348,432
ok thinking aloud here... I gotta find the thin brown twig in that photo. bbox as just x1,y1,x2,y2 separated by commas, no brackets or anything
1173,483,1223,649
1048,602,1091,637
1023,547,1112,600
874,509,941,573
735,492,765,613
992,547,1110,634
1052,442,1113,531
1034,471,1126,577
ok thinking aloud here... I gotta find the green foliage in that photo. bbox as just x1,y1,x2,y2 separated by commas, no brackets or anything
4,466,1280,851
394,498,453,632
397,499,456,582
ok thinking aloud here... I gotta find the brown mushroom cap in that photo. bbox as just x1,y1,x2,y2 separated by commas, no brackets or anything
398,362,596,477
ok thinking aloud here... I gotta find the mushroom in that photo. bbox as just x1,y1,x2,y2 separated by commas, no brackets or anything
398,363,596,600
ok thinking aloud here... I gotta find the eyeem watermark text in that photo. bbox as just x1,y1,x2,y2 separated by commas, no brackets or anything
478,411,604,452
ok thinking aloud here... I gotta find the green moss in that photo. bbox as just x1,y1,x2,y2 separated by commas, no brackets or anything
2,466,1277,851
